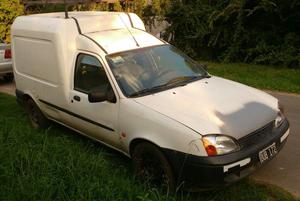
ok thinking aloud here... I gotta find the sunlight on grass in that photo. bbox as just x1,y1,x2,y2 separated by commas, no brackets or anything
202,61,300,94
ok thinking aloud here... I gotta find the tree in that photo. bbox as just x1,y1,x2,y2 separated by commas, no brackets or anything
113,1,123,11
165,0,300,67
152,0,171,17
0,0,24,43
131,0,147,17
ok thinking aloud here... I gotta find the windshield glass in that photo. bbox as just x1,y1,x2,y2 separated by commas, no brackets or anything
106,45,208,97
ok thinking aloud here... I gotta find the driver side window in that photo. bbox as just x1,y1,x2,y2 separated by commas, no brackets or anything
74,54,109,94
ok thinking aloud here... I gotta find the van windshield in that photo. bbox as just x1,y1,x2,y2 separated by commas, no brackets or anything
106,45,208,97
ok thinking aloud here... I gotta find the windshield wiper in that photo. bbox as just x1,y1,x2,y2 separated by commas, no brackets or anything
128,75,203,98
165,75,201,86
128,84,169,97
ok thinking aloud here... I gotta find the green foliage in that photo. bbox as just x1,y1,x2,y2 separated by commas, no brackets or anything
72,3,109,12
166,0,300,68
3,0,299,68
26,2,109,13
152,0,172,17
113,1,123,12
132,0,147,17
0,0,24,43
202,61,300,93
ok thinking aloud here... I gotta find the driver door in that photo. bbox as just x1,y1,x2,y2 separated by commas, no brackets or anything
66,52,120,149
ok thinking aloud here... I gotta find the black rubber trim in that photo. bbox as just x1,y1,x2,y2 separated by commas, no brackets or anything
81,34,108,54
72,17,108,54
72,17,82,34
39,99,114,132
126,13,134,27
162,119,290,188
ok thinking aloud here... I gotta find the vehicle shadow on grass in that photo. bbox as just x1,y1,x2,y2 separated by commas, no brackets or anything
49,121,130,164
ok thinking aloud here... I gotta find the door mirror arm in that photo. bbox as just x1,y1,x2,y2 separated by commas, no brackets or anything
106,85,117,103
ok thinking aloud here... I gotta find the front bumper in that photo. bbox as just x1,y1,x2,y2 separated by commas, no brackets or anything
162,119,290,189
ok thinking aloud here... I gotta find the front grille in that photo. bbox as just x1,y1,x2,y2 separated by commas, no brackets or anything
238,121,275,148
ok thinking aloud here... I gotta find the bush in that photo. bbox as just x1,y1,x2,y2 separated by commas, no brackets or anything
165,0,300,68
0,0,24,43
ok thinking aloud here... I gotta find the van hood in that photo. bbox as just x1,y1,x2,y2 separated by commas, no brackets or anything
133,76,278,139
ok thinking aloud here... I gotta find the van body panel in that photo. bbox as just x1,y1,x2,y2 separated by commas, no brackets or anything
12,16,78,122
74,13,129,33
14,37,59,84
118,98,206,156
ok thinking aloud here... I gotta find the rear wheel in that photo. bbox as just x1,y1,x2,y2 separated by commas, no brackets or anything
25,99,49,129
3,73,14,82
132,142,176,194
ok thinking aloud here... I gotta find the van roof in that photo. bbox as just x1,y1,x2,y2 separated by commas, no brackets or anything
30,11,145,33
87,28,164,54
19,11,165,54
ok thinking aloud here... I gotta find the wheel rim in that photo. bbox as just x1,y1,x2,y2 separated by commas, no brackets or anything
137,153,170,191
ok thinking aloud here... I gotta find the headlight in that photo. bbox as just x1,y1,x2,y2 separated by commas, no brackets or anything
201,135,240,156
275,102,285,127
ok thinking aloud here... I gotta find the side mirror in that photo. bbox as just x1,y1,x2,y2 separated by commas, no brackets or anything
88,89,107,103
88,85,116,103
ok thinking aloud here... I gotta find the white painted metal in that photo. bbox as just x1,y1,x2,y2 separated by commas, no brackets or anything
134,76,278,139
223,158,251,173
280,129,290,143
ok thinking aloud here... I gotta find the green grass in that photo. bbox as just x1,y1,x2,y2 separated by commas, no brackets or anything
0,93,298,201
202,62,300,94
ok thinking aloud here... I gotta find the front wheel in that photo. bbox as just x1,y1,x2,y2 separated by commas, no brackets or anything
132,142,176,194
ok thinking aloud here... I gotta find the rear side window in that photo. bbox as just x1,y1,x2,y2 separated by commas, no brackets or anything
74,54,109,93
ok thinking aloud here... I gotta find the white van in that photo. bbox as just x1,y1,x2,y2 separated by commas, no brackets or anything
11,12,290,192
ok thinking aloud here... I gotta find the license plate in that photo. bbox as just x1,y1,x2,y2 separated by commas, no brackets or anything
259,143,278,164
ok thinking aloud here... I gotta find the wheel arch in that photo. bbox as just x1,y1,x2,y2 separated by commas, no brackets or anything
22,93,32,102
129,138,162,158
16,89,40,108
129,137,179,190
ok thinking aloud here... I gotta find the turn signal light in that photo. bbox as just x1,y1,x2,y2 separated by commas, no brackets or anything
205,145,217,156
202,138,217,156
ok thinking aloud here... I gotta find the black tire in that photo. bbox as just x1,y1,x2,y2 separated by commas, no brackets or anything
25,99,50,129
3,73,14,82
132,142,176,194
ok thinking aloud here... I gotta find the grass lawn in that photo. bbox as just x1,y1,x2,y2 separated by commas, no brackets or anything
202,62,300,94
0,92,298,201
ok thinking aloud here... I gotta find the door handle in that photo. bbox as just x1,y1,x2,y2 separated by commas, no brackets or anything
73,95,81,102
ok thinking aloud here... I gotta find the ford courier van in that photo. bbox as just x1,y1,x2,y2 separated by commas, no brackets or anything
11,12,290,192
